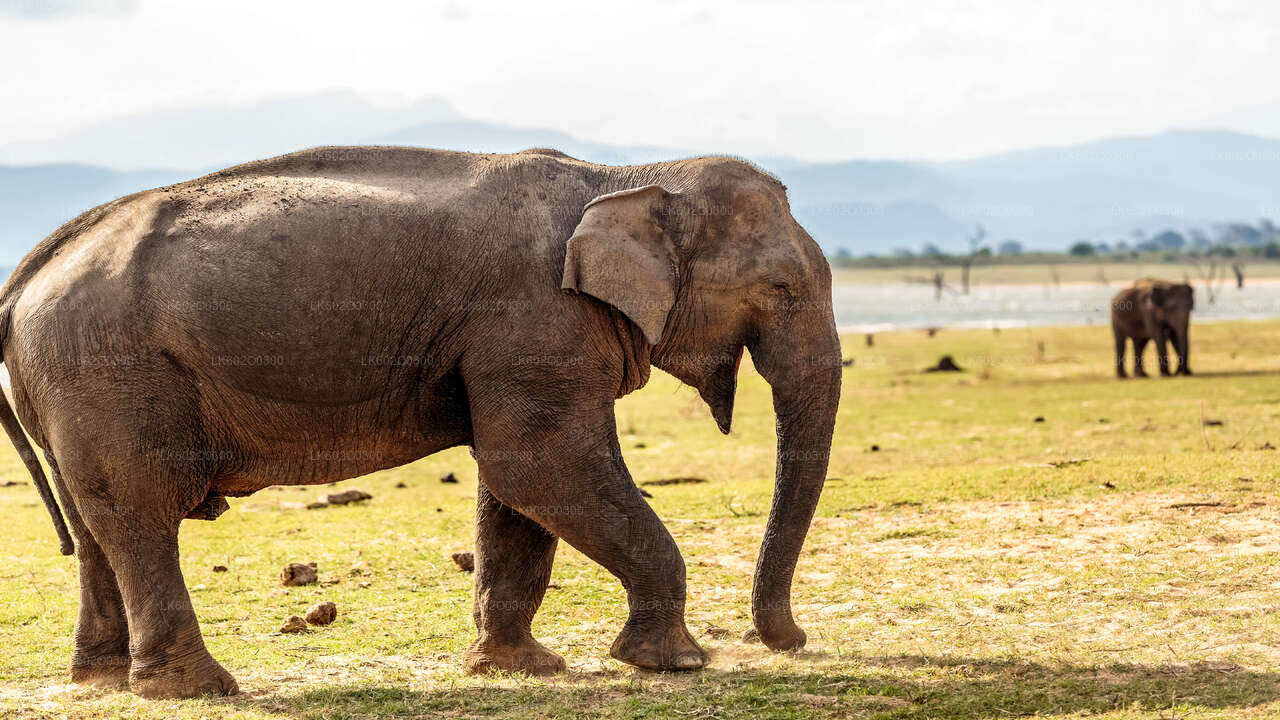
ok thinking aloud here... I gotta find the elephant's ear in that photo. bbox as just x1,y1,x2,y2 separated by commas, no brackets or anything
561,185,678,345
1150,285,1166,305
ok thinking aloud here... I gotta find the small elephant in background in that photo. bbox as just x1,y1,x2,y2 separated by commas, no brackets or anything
1111,278,1194,378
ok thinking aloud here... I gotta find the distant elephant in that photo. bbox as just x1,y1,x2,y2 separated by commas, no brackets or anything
0,147,840,698
1111,278,1193,377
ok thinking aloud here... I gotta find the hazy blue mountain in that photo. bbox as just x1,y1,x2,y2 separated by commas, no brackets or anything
2,91,1278,261
0,164,188,262
923,129,1280,252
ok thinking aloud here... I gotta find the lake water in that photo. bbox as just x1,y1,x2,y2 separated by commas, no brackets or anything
832,280,1280,332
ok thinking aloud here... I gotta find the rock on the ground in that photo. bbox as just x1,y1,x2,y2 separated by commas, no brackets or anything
451,552,474,572
305,601,338,626
212,564,228,573
280,615,308,633
280,562,318,586
925,355,963,372
320,489,372,505
440,472,459,484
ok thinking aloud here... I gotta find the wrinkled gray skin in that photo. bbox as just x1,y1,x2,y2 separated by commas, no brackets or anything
0,147,841,698
1111,278,1193,377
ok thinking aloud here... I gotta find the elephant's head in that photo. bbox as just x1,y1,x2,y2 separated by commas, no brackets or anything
561,158,841,651
1147,281,1194,328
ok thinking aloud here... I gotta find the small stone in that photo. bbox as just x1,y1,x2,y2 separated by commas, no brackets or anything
1034,416,1046,423
704,626,734,639
281,562,318,586
305,501,329,510
741,628,761,643
924,355,962,372
440,472,459,484
870,444,880,452
280,615,308,633
320,489,371,505
452,552,475,572
394,481,408,488
212,564,228,573
305,601,337,626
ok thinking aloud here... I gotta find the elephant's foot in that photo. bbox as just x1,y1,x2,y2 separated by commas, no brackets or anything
464,634,566,675
1134,368,1149,378
70,654,131,689
1115,370,1127,379
1181,367,1193,376
610,621,709,671
129,651,239,699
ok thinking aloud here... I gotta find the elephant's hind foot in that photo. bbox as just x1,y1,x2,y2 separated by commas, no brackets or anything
464,636,566,675
129,652,239,699
610,622,709,672
70,655,131,689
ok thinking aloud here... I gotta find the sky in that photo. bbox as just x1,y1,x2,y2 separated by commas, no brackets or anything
2,0,1280,162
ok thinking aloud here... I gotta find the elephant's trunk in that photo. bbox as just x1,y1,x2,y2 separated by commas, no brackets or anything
747,313,841,651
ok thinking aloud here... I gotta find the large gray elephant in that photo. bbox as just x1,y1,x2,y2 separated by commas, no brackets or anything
1110,277,1193,377
0,147,841,698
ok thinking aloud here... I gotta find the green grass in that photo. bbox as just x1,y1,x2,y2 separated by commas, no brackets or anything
4,320,1280,718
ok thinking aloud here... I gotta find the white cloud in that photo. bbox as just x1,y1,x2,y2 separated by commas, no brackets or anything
0,0,136,19
1,0,1278,161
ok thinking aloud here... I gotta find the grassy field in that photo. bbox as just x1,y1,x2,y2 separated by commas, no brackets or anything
833,260,1280,286
3,320,1280,718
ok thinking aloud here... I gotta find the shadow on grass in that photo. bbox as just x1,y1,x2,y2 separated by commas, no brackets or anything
1180,370,1280,379
237,655,1280,719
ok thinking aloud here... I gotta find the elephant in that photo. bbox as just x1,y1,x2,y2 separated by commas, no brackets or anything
1110,277,1193,378
0,146,841,698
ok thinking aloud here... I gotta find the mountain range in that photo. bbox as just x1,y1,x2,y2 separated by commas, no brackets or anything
1,91,1277,263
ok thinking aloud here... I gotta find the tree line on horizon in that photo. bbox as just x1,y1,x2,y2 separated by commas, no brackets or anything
830,217,1280,266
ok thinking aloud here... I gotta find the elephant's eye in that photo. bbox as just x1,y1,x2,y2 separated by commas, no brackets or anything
769,283,796,309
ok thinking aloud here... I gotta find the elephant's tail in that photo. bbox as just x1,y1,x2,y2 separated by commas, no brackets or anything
0,307,73,555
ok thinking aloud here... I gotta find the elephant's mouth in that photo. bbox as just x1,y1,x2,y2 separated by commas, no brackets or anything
701,345,744,435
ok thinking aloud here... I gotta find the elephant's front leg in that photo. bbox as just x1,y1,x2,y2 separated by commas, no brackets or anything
1156,328,1173,376
470,395,708,672
1112,328,1128,378
1174,328,1192,375
463,479,566,675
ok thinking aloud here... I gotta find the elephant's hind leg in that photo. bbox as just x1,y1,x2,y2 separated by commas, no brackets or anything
56,460,132,689
70,484,238,698
1132,337,1151,377
49,403,238,699
463,479,566,675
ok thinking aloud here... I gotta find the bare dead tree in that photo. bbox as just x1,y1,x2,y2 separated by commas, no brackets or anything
904,270,956,301
1189,258,1226,303
960,224,986,294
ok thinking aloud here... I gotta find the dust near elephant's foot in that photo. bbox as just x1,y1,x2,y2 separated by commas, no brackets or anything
70,657,131,689
128,654,239,699
463,636,567,675
610,622,709,671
